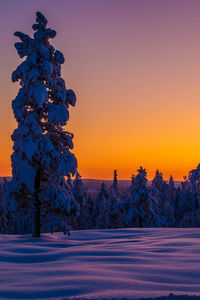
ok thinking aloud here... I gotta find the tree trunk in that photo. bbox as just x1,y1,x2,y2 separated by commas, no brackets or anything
139,217,143,228
32,167,41,237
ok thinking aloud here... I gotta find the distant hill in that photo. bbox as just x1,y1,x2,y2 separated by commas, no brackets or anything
82,178,181,190
82,179,131,190
0,177,181,193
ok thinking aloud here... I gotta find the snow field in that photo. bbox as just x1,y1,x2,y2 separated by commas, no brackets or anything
0,228,200,299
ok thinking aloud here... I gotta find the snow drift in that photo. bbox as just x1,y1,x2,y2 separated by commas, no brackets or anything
0,228,200,299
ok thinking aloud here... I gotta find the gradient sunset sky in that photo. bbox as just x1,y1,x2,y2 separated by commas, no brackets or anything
1,0,200,180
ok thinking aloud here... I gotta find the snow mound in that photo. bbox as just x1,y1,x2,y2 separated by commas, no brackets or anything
0,228,200,299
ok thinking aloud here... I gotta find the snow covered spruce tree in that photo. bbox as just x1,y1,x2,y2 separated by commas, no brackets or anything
0,181,7,233
126,167,159,228
188,164,200,212
5,12,78,237
151,170,174,227
112,170,118,194
72,172,88,230
95,182,109,229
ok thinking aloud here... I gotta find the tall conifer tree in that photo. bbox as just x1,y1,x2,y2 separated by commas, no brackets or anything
6,12,78,237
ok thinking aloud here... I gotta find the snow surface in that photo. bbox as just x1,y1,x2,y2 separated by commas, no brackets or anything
0,228,200,299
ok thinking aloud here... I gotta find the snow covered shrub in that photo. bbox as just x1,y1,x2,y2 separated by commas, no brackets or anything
5,12,78,237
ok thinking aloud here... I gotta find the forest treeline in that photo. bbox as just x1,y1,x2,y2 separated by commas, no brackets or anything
1,164,200,234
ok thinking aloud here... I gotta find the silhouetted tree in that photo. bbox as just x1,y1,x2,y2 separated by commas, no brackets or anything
5,12,78,237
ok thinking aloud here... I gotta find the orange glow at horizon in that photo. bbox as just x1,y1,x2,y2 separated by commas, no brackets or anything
1,1,200,181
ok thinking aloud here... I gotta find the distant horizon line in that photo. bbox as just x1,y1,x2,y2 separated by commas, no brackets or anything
0,176,182,183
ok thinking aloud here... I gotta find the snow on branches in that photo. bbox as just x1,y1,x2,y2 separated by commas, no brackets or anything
5,12,78,236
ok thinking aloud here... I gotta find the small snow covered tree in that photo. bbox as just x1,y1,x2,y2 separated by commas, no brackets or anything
112,170,118,194
93,171,120,229
0,179,6,202
129,174,135,194
188,164,200,212
150,170,163,223
174,187,184,226
0,181,7,233
72,172,88,230
151,170,174,227
160,182,175,227
189,164,200,187
5,12,78,237
85,194,94,229
123,174,136,220
0,203,6,234
95,182,109,229
168,175,176,224
168,175,176,203
126,167,158,228
181,175,195,223
106,188,121,228
151,170,164,193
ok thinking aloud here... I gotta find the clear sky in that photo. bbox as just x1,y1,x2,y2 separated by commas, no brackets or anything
1,0,200,180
